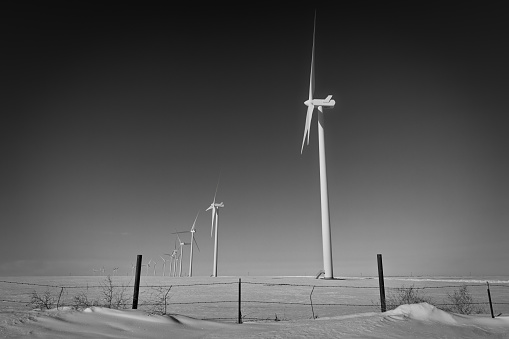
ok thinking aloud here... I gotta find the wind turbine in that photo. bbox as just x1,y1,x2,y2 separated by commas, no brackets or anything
163,254,173,276
160,256,167,276
300,12,336,279
173,211,201,277
175,234,191,277
166,238,179,277
141,264,147,276
130,263,135,276
146,259,153,276
206,174,224,277
173,250,179,277
152,260,157,276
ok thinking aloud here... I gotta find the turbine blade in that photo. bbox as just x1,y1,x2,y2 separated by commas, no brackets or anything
301,104,315,153
191,210,200,231
212,170,221,204
309,11,316,101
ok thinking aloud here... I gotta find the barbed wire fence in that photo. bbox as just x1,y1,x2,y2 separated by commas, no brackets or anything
1,278,508,322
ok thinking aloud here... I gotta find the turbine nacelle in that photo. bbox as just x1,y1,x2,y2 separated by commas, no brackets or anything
304,95,335,109
206,202,224,211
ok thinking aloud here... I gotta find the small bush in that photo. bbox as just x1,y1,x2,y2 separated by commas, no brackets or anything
386,285,434,310
441,285,485,315
30,276,130,311
99,275,130,309
145,286,173,315
30,290,55,310
72,292,99,309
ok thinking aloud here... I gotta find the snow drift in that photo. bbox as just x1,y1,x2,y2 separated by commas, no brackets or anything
1,303,508,338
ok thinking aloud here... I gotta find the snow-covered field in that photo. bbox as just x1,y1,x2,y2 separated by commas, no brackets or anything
1,276,509,338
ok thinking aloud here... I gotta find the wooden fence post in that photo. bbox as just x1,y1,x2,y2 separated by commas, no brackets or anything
487,281,495,318
377,254,386,312
132,255,142,309
238,278,242,324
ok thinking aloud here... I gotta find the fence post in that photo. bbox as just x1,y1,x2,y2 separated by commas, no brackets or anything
377,254,386,312
487,281,494,318
310,285,316,319
57,287,64,310
238,278,242,324
132,255,142,309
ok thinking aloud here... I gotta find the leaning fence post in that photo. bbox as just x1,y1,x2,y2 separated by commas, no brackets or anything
238,278,242,324
487,281,495,318
164,286,172,315
377,254,386,312
132,255,142,309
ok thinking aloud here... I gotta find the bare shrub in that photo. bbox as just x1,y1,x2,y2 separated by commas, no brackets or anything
30,290,56,310
441,285,485,315
386,285,434,310
99,275,130,309
144,286,173,315
72,292,99,310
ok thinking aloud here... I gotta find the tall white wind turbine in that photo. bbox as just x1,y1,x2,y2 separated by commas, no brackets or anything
300,13,336,279
174,211,201,277
206,175,224,277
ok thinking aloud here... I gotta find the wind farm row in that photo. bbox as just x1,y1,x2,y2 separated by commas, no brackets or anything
92,175,224,278
91,13,336,279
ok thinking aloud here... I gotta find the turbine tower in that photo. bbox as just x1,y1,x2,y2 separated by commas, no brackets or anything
300,12,336,279
206,174,224,277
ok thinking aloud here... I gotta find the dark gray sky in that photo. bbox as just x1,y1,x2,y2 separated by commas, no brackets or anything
2,4,508,277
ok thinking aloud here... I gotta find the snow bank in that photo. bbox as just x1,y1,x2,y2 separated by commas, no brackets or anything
2,304,509,338
387,302,509,328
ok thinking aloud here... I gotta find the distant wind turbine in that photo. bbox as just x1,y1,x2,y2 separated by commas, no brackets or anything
173,211,201,277
206,174,224,277
175,233,191,277
147,258,154,276
166,239,179,277
160,256,167,276
173,251,179,277
152,260,157,276
300,12,336,279
163,253,174,277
